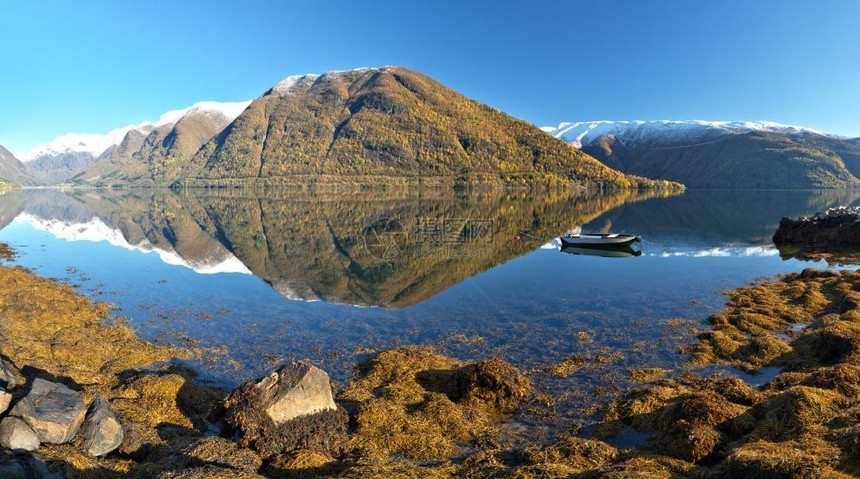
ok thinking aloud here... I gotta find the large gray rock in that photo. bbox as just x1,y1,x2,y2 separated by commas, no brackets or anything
0,358,19,389
82,396,124,456
0,416,40,451
258,362,337,424
220,362,347,456
0,388,11,414
9,378,87,444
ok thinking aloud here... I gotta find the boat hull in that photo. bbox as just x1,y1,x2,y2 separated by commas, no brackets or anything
560,245,642,258
559,233,641,247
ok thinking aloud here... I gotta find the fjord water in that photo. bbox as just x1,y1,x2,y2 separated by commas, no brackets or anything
0,188,856,409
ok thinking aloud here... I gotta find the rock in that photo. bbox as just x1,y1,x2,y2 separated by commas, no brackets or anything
0,417,41,451
219,362,348,456
9,378,87,444
0,357,19,389
257,362,337,424
0,388,11,414
82,396,124,456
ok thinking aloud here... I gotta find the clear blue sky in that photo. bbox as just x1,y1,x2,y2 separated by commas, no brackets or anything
2,0,859,156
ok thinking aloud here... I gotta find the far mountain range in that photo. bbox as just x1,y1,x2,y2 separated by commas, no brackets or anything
543,120,860,188
1,67,857,189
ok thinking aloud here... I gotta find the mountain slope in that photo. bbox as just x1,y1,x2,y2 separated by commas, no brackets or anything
178,67,673,189
543,120,860,188
71,101,250,186
0,145,35,185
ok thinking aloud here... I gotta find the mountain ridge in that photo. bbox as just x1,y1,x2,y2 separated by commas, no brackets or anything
541,120,845,149
18,100,251,162
72,102,251,186
544,120,860,188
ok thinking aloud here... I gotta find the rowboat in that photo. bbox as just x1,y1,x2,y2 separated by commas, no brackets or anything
559,232,642,247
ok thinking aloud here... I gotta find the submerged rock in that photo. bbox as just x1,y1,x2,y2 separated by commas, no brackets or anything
82,396,124,457
219,362,348,457
0,417,40,451
9,378,87,444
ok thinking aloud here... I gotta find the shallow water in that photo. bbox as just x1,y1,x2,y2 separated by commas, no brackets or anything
0,188,857,419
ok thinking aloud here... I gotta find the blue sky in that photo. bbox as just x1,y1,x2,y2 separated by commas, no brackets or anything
2,0,859,156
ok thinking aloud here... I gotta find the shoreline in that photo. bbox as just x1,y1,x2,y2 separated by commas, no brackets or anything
2,244,860,477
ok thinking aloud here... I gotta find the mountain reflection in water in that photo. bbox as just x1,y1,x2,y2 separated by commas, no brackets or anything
0,187,665,308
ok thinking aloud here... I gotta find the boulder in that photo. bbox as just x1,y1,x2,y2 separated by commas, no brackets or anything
9,378,87,444
257,362,338,423
219,362,347,456
0,416,40,451
0,388,11,414
82,396,124,456
0,358,19,389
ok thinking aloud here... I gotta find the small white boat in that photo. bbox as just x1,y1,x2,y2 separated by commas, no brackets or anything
559,227,641,247
560,245,642,258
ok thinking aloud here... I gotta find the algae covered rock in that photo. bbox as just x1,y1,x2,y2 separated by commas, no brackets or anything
219,361,348,457
9,378,86,444
339,346,532,461
517,436,618,476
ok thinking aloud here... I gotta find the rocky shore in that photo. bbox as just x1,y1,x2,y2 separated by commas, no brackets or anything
4,241,860,477
773,206,860,246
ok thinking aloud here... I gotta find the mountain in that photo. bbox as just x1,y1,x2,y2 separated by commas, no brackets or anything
21,101,248,186
175,67,673,189
21,124,153,185
543,120,860,188
0,145,35,185
71,101,250,186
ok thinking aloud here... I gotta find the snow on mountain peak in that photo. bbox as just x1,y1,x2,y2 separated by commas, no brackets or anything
270,67,395,95
156,100,252,126
20,100,251,162
542,120,831,148
272,74,322,95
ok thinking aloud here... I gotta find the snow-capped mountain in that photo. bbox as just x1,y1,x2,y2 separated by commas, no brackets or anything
543,120,860,189
20,101,251,162
72,100,252,187
541,120,832,149
20,100,250,185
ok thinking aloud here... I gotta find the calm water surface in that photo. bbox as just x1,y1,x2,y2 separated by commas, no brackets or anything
1,187,857,427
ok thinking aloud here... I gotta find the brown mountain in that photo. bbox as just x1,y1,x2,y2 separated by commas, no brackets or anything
176,67,675,189
71,103,249,187
0,145,35,186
